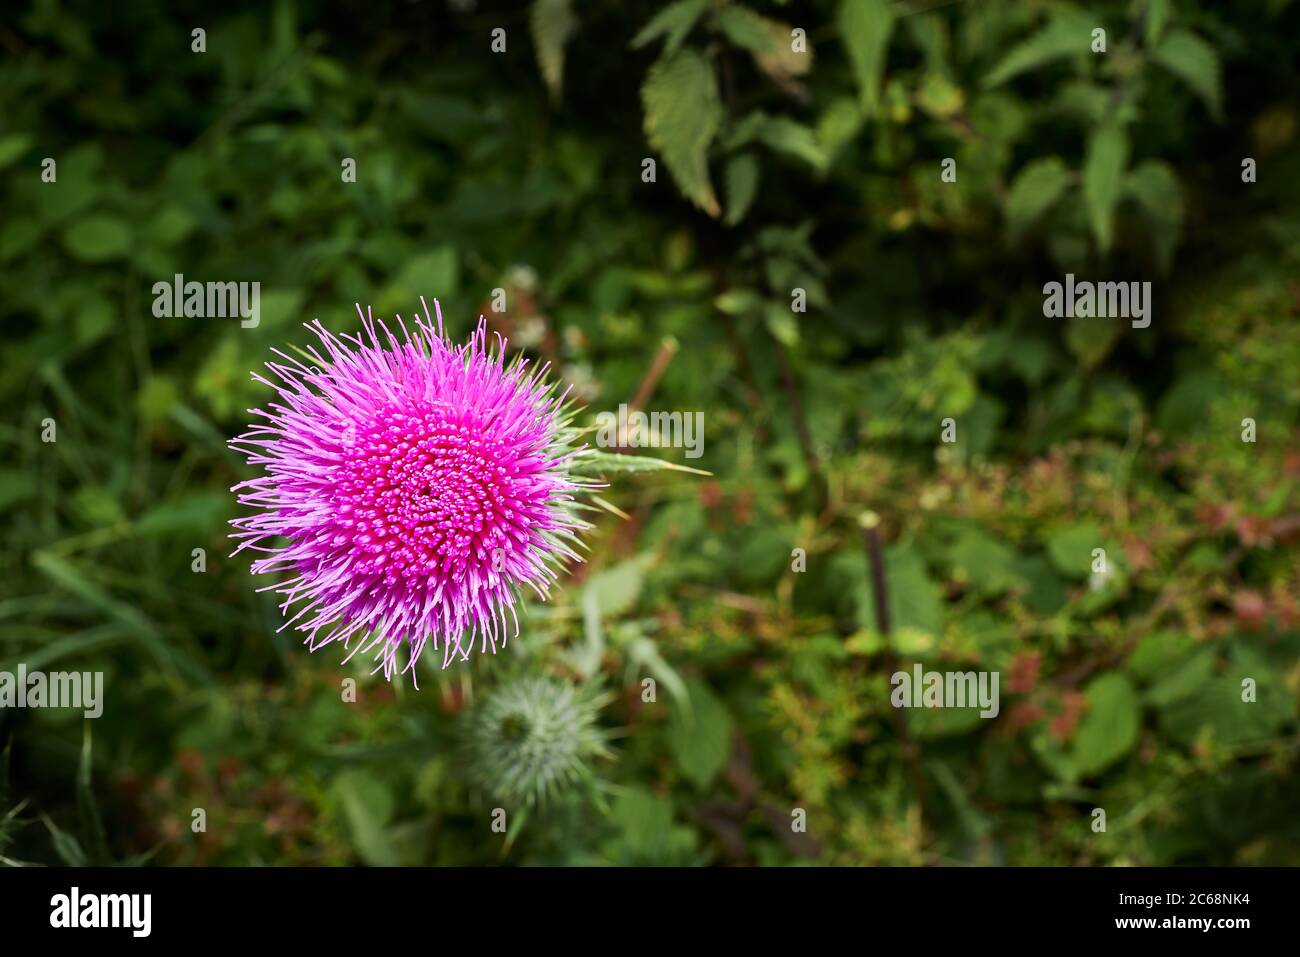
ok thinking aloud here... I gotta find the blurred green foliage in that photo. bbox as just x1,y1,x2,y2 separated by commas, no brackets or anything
1,0,1299,866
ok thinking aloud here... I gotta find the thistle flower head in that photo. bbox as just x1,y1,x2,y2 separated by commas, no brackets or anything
229,298,587,681
464,676,610,806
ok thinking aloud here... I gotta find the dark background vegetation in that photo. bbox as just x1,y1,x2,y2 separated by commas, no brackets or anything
2,0,1299,865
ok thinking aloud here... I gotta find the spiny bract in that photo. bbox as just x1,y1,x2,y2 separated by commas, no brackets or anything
464,676,610,806
229,297,588,682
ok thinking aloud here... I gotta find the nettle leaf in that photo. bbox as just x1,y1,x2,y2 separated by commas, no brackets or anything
1145,0,1172,45
1082,123,1129,253
983,14,1093,88
1005,156,1071,242
641,50,723,216
729,112,828,174
1151,30,1223,121
1124,159,1184,270
838,0,895,115
724,152,760,226
714,6,775,54
715,9,809,84
531,0,578,102
630,0,709,56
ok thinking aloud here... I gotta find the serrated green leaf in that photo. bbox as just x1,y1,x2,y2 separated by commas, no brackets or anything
531,0,578,102
714,6,776,54
1151,30,1223,121
984,14,1092,88
1145,0,1171,45
839,0,895,115
755,116,828,173
1082,124,1129,253
631,0,709,55
641,50,723,216
724,153,760,226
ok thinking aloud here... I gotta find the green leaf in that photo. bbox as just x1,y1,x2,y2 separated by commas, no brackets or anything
62,214,132,262
606,788,691,863
1005,156,1070,242
947,531,1022,597
667,678,733,788
1146,647,1215,707
631,0,709,56
641,50,723,216
1045,522,1097,574
0,470,38,511
1145,0,1171,45
390,245,459,301
1045,522,1102,579
1151,30,1223,121
754,116,828,173
586,560,644,618
882,543,943,638
983,14,1092,88
724,152,760,226
1082,124,1129,253
1128,630,1197,682
1066,311,1123,368
915,72,964,119
816,96,865,159
714,6,777,55
332,770,399,866
0,132,33,170
531,0,578,102
1071,673,1141,778
838,0,895,115
1158,645,1295,749
1124,159,1183,270
764,301,799,346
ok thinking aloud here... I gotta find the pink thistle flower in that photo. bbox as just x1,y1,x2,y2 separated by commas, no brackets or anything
229,297,587,682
